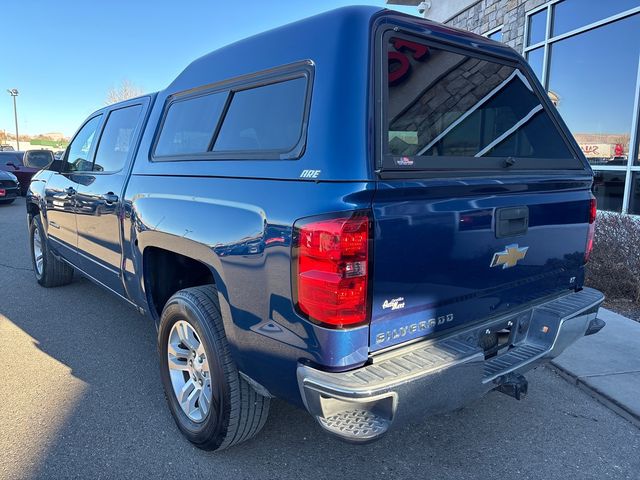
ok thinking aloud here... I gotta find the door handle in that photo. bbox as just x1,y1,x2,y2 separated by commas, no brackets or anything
101,192,119,204
65,187,76,196
495,206,529,238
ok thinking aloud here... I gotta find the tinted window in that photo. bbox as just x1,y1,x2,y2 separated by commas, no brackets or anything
629,173,640,214
26,151,54,169
66,115,102,172
155,92,226,157
0,152,23,165
386,37,575,166
213,77,306,153
94,105,142,172
552,0,640,37
593,171,625,212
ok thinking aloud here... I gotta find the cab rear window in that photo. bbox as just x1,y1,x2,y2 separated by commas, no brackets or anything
383,33,583,171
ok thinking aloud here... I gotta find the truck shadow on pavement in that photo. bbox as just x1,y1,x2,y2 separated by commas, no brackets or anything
1,199,639,480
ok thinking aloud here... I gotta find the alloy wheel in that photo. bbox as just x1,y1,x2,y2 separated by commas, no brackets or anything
32,225,43,276
167,320,213,423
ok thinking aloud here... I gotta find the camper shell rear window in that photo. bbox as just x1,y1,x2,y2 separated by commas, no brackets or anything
378,30,585,173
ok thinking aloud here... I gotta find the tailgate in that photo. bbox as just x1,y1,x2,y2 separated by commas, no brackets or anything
369,177,593,351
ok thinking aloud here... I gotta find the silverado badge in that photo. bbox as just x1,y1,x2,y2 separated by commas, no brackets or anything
490,244,529,269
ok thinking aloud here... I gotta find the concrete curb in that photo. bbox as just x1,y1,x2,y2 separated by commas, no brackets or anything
549,364,640,429
550,307,640,429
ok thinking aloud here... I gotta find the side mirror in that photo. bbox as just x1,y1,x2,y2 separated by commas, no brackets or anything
23,150,55,171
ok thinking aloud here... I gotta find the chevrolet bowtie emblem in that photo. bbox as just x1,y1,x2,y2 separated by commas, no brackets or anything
490,244,529,269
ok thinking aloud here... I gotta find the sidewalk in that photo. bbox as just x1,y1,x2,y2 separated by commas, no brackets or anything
551,308,640,427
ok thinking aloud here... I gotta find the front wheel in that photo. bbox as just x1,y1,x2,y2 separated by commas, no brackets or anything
29,215,74,287
158,285,270,451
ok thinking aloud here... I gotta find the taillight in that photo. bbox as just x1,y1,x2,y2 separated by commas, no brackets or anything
0,188,5,197
585,196,596,263
292,212,370,328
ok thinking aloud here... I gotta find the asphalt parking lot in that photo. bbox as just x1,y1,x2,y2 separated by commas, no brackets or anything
1,197,639,480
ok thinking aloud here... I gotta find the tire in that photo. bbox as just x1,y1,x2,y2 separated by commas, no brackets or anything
29,215,74,287
0,199,15,205
158,285,270,451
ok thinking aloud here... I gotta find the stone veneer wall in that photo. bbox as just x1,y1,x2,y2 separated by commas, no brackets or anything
390,55,513,156
444,0,549,53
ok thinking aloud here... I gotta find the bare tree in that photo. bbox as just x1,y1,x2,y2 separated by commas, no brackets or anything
105,79,144,105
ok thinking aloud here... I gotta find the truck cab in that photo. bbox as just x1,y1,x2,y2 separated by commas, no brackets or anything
26,6,604,451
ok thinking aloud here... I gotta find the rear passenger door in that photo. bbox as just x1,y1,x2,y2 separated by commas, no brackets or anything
74,98,147,296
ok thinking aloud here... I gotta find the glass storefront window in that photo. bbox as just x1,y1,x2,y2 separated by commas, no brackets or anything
593,171,626,212
552,0,640,37
629,173,640,214
547,14,640,167
526,47,544,83
527,9,547,45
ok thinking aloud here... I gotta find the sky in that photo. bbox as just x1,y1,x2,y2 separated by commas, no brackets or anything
0,0,417,138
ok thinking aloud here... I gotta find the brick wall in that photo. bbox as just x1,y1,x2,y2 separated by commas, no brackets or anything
445,0,548,52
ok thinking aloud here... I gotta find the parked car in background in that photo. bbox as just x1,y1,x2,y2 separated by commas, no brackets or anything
0,150,52,195
25,6,605,452
0,169,20,204
0,145,15,151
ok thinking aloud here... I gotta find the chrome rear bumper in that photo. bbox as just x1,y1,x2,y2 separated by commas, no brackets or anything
297,287,604,442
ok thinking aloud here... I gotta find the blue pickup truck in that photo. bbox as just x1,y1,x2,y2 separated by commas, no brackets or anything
26,7,605,450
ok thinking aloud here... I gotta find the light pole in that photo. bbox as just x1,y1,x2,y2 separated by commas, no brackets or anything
7,89,19,150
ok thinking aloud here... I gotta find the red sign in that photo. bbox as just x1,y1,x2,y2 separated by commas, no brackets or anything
388,38,430,85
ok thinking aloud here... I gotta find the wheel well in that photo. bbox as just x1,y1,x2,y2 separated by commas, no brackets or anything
143,247,215,319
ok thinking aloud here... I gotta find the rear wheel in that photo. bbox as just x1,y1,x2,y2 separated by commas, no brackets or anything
158,285,270,451
29,215,74,287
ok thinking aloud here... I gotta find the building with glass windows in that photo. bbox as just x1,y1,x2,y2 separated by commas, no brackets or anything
388,0,640,213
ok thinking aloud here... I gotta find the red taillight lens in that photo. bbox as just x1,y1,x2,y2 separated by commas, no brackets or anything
0,188,5,197
585,196,596,263
589,196,597,224
293,212,370,328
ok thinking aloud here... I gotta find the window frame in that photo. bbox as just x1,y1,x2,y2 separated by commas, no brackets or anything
523,1,640,213
375,27,586,177
90,101,147,175
151,61,314,162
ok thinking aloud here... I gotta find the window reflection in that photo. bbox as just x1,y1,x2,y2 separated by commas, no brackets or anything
552,0,640,37
527,9,547,45
387,37,573,162
94,105,142,172
526,47,544,82
547,14,640,166
593,171,626,212
487,29,502,42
